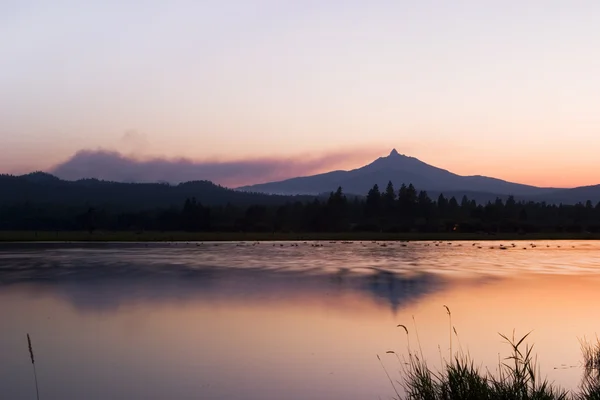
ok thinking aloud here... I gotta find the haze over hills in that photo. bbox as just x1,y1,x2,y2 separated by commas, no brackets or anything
48,149,369,188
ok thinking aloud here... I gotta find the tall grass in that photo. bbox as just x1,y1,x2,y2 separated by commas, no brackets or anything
443,305,452,363
579,337,600,400
580,337,600,372
381,309,600,400
27,333,40,400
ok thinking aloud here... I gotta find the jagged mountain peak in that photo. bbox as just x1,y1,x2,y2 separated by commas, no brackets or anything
367,149,426,171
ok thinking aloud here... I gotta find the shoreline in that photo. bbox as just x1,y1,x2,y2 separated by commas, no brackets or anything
1,231,599,242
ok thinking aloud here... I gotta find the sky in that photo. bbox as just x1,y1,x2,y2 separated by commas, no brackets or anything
1,1,600,187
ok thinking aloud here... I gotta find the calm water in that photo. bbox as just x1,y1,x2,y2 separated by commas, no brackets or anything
1,240,600,399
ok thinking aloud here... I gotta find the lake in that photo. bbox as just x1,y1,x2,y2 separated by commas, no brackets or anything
1,240,600,399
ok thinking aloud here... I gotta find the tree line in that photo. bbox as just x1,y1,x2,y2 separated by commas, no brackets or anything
3,181,600,234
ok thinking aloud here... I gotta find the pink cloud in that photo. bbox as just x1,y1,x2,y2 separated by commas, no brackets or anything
49,148,383,187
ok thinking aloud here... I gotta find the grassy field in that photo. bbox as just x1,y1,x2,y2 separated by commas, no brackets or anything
1,230,600,242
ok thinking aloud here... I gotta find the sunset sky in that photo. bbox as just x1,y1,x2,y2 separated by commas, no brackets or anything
2,1,599,187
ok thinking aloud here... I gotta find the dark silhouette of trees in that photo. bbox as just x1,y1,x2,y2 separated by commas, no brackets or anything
3,178,600,234
366,184,381,218
383,181,396,211
182,197,211,231
324,187,349,231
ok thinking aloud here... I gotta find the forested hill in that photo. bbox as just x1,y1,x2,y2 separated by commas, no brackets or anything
0,173,314,209
1,179,600,233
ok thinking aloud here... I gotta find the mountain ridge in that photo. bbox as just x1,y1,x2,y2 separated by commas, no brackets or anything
0,173,315,209
238,149,562,197
2,150,600,206
0,170,599,207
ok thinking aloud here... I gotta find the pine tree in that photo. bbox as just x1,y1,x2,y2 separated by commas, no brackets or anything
366,184,381,217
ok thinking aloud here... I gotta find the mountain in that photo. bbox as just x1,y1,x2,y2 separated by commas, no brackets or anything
238,149,600,204
0,174,314,210
528,184,600,205
3,152,600,208
238,149,557,196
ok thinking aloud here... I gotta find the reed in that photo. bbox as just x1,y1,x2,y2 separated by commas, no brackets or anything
398,324,411,356
382,312,600,399
580,337,600,372
579,337,600,400
378,354,401,399
27,333,40,400
443,305,452,364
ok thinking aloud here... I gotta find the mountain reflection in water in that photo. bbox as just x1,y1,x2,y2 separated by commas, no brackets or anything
1,241,600,400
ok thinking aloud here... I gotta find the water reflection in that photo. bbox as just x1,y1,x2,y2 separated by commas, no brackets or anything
3,267,446,315
0,242,455,314
1,241,600,400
